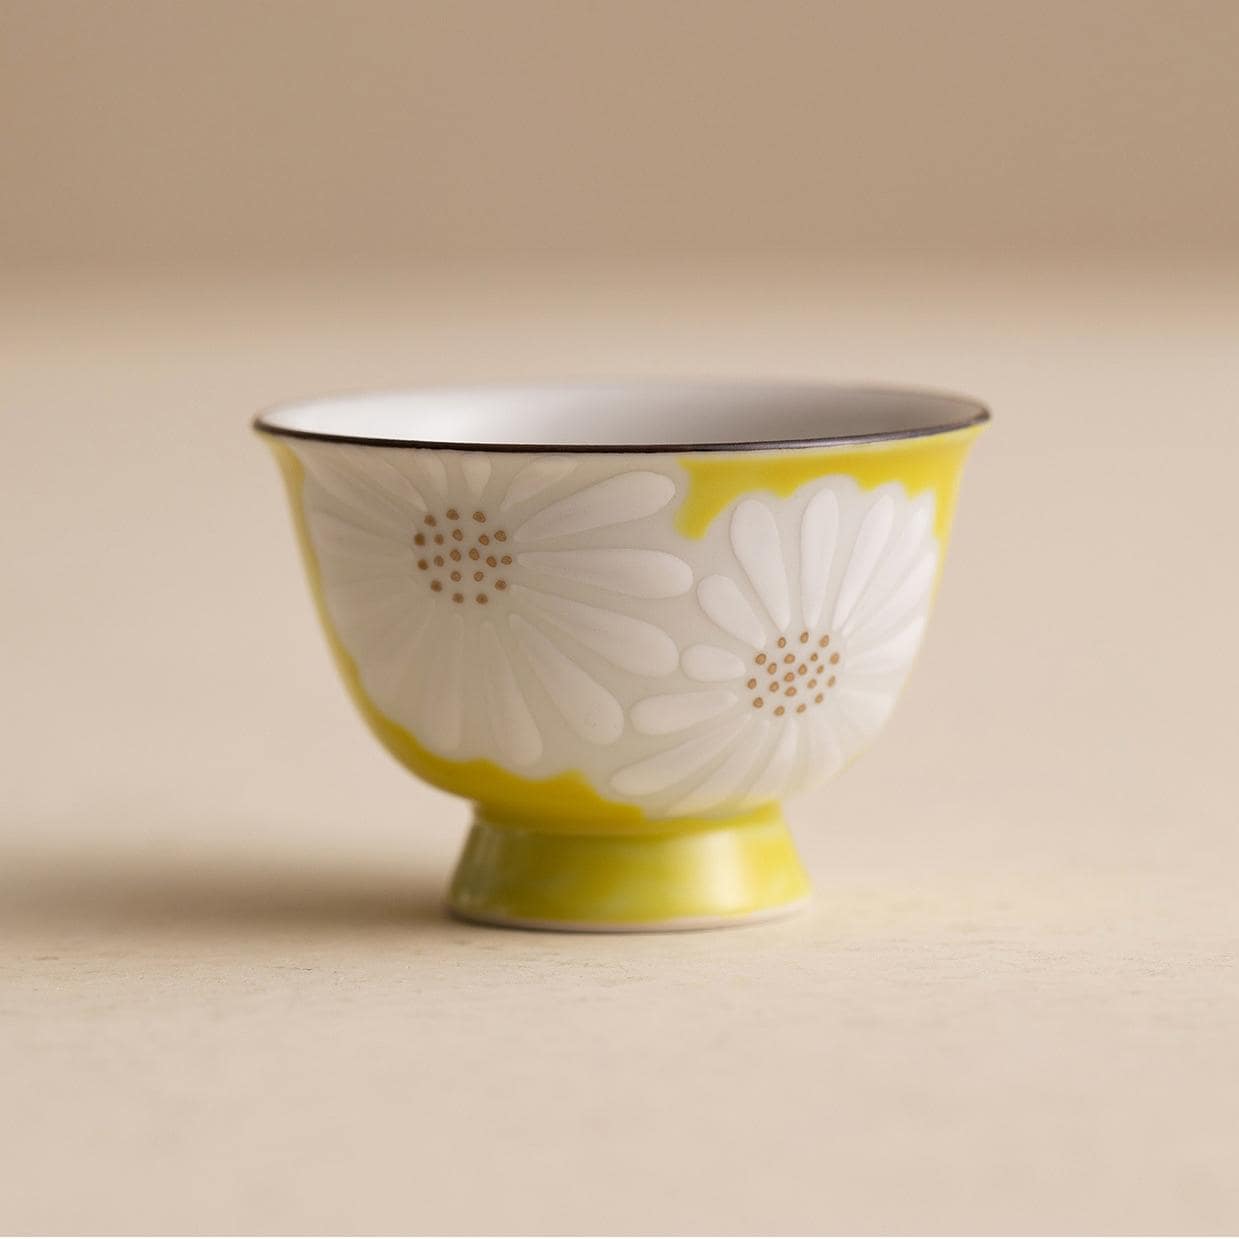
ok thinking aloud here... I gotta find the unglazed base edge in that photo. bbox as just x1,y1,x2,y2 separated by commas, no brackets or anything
448,898,811,934
447,805,811,933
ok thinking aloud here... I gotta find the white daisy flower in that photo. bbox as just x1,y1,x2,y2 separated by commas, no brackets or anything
612,479,939,815
294,443,693,770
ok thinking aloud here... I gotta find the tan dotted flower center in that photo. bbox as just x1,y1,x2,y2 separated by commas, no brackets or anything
748,630,841,715
413,508,512,605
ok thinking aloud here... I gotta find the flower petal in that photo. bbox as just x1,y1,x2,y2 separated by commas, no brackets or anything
682,643,748,683
631,689,737,736
740,720,801,807
302,457,414,535
364,450,432,514
846,616,927,678
698,575,766,649
516,547,692,598
834,685,896,742
480,620,542,767
418,609,464,751
510,614,623,744
322,581,426,637
404,452,448,502
372,601,437,705
309,509,414,569
514,586,678,676
799,488,839,628
832,493,895,630
666,724,764,815
500,456,578,511
610,716,746,797
345,592,435,711
322,574,418,631
845,548,937,644
513,471,675,542
461,455,492,499
805,710,846,780
730,499,790,630
845,499,934,633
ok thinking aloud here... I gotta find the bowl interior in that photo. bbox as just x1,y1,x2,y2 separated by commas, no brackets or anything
255,382,988,451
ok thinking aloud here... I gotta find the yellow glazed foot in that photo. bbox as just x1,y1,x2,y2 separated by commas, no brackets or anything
448,805,811,932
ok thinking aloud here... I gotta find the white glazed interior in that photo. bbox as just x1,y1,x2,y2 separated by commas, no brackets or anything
256,382,987,449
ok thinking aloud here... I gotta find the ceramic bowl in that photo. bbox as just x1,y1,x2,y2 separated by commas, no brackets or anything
255,382,987,931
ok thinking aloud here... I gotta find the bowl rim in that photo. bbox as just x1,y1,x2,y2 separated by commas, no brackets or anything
252,379,990,454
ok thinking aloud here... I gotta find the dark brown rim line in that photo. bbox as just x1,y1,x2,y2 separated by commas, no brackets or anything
251,384,990,454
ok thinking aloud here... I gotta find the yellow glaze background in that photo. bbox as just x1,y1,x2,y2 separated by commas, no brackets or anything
677,427,980,543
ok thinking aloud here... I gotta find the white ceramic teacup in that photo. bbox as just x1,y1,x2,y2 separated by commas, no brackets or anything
256,382,987,930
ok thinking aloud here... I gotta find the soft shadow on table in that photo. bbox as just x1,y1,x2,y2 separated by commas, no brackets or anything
0,839,451,936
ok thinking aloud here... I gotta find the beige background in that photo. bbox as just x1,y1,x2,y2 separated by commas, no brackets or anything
5,0,1239,268
2,3,1238,1235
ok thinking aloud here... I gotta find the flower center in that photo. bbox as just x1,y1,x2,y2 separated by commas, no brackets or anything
746,630,842,716
412,508,513,605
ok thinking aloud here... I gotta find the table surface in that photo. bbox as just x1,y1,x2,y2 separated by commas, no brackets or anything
2,262,1237,1235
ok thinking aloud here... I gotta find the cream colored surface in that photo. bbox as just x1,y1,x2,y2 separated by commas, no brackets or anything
1,262,1237,1234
